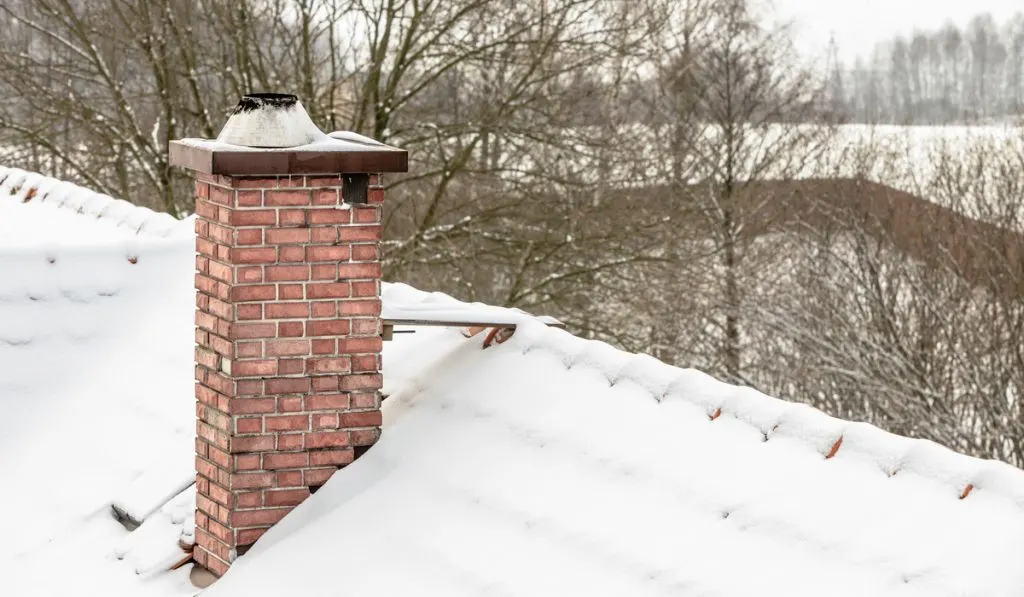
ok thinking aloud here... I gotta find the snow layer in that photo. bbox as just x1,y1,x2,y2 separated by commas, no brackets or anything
3,166,1024,596
0,166,186,241
208,289,1024,597
383,282,562,326
0,176,196,596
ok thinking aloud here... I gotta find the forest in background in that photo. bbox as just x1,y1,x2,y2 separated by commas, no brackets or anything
1,0,1023,467
833,12,1024,124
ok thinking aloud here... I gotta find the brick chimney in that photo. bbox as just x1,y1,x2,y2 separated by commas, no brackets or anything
169,93,407,577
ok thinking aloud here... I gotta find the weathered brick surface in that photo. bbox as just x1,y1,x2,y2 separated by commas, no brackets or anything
191,173,385,575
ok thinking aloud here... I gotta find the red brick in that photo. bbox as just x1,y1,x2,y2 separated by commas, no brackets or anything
196,347,219,369
312,188,339,205
338,226,380,241
207,259,232,283
310,227,337,243
196,456,218,481
236,417,263,434
230,209,276,226
305,393,350,410
307,175,342,186
368,187,385,204
236,341,262,358
236,304,262,320
237,190,262,207
338,337,382,353
237,266,263,283
233,453,261,471
266,302,310,319
231,285,276,302
351,391,379,409
279,321,304,337
264,488,311,507
352,318,379,335
277,434,304,451
236,229,263,246
311,339,337,355
197,421,229,450
312,413,340,429
276,470,303,486
309,448,353,466
265,377,311,394
195,200,218,219
307,357,351,374
307,283,350,299
228,398,276,415
278,245,305,262
265,414,310,432
350,244,379,261
350,280,378,297
307,319,350,336
306,431,349,449
208,334,233,357
278,358,304,375
264,189,311,206
209,186,234,206
237,527,268,546
196,181,210,199
306,246,350,262
236,491,262,509
233,359,277,377
265,228,310,245
230,508,291,528
352,355,380,372
262,451,309,469
231,247,277,264
311,301,337,318
277,396,303,412
204,513,232,542
266,265,310,282
303,468,337,486
208,222,233,244
312,376,340,392
350,427,381,446
278,284,304,300
308,209,351,224
236,379,263,396
208,296,233,320
310,264,338,280
230,434,275,453
278,209,305,227
353,207,381,223
266,339,310,357
338,263,381,278
341,410,383,427
229,472,275,489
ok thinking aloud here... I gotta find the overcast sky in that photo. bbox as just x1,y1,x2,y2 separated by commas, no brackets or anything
773,0,1023,65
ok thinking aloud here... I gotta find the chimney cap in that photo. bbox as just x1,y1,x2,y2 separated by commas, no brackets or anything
169,93,409,175
216,92,325,149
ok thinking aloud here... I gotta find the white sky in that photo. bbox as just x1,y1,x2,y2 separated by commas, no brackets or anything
772,0,1023,65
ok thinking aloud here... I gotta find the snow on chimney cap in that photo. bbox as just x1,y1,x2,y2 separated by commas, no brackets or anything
216,93,327,148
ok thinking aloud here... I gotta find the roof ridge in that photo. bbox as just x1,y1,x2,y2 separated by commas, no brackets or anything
507,319,1024,511
0,166,187,238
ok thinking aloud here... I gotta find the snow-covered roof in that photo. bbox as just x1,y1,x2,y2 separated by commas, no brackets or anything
0,166,188,240
208,301,1024,597
3,167,1024,596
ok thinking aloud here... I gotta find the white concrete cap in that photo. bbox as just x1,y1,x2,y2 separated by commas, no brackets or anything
216,93,326,148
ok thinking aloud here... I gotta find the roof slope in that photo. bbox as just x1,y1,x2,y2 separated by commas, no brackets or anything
0,167,196,596
207,286,1024,597
3,166,1024,596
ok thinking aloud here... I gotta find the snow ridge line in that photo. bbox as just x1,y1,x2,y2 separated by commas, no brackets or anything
504,319,1024,510
0,166,187,238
